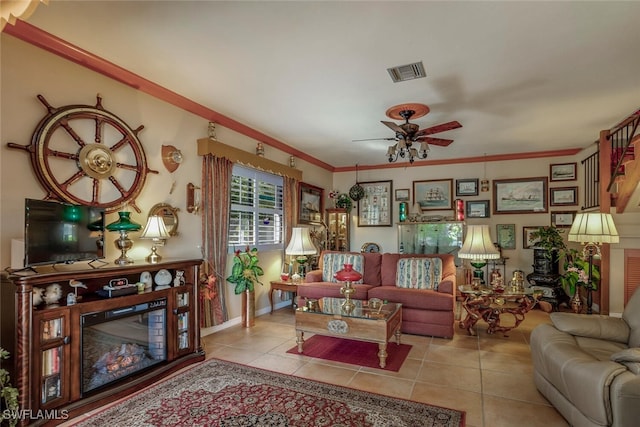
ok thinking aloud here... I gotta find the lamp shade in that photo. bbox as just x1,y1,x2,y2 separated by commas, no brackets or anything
568,213,619,244
105,211,141,232
458,225,500,260
285,227,317,256
140,216,170,240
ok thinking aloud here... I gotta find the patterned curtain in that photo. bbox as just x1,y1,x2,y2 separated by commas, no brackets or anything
283,176,298,252
200,154,233,326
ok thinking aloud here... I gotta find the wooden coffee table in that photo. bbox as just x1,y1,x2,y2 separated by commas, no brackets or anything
294,297,402,368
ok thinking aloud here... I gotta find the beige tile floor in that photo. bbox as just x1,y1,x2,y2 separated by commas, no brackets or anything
202,305,570,427
64,305,569,426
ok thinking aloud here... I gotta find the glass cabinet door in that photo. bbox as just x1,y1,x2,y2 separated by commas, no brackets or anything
35,311,70,408
326,209,349,252
398,222,464,265
175,290,192,353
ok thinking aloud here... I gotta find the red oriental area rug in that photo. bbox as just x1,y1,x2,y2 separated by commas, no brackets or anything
286,335,412,371
75,359,465,427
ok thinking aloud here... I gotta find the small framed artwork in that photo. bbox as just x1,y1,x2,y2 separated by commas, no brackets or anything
357,180,393,227
455,178,479,196
493,177,548,214
395,188,410,201
550,162,577,181
496,224,516,250
550,187,578,206
298,182,323,224
413,179,453,211
551,211,577,228
466,200,490,218
523,226,540,249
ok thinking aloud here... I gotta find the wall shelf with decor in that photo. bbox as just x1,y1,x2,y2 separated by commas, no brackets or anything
0,259,204,422
397,221,464,265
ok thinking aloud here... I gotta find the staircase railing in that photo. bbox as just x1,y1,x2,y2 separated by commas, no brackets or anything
606,110,640,192
581,149,600,210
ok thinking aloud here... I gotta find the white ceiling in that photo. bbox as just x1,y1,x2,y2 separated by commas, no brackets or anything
26,1,640,169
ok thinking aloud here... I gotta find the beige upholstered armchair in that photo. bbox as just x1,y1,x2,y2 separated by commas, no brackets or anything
530,288,640,427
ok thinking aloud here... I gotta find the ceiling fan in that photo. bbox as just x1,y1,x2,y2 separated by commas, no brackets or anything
354,103,462,163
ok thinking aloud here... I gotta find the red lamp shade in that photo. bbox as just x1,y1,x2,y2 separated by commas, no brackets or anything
334,264,362,282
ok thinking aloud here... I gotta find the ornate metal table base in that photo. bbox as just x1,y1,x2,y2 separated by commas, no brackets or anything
459,290,539,336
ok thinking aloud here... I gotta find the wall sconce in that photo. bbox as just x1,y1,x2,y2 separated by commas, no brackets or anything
186,182,201,214
256,142,265,157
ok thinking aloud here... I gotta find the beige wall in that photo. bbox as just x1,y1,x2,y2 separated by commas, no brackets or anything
0,35,332,322
1,33,636,322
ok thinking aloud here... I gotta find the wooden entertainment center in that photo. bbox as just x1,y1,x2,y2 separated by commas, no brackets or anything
0,258,205,425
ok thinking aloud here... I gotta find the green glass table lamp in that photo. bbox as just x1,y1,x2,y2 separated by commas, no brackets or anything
105,211,141,265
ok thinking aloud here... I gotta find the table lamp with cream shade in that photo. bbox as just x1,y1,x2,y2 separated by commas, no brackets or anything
568,212,619,314
285,227,317,283
140,215,170,264
458,225,500,285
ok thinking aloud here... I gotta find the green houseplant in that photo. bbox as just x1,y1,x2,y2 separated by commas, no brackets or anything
529,226,567,260
1,347,19,427
226,247,264,294
226,247,264,327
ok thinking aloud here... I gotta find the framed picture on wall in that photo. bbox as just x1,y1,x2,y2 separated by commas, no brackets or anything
493,177,548,214
550,163,577,181
298,182,323,224
496,224,516,249
456,178,479,196
466,200,490,218
550,187,578,206
413,179,453,211
357,180,393,227
523,226,540,249
395,188,410,201
551,211,577,228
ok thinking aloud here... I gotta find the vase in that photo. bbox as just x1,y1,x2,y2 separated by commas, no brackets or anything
242,289,255,327
571,289,582,314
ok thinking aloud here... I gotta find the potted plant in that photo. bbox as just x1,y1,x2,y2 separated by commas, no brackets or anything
560,248,600,313
226,247,264,327
1,347,19,427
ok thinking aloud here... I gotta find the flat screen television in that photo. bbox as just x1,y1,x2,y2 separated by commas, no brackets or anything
24,198,105,267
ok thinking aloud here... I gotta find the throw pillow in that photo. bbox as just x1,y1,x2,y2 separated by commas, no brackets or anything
396,258,442,290
322,253,364,284
611,348,640,375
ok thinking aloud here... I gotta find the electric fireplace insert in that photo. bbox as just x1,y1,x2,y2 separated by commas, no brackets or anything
81,298,167,395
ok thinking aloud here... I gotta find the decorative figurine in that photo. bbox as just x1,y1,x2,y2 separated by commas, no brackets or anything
69,279,87,302
173,270,185,287
140,271,153,291
32,287,44,306
66,293,77,306
43,283,62,305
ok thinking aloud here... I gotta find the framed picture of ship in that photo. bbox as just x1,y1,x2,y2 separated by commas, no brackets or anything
493,177,548,214
413,179,453,211
298,182,323,224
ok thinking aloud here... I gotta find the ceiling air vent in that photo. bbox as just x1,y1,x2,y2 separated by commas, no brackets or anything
387,62,426,83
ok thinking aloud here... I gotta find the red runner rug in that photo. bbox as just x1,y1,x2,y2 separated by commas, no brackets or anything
286,335,412,371
75,358,465,426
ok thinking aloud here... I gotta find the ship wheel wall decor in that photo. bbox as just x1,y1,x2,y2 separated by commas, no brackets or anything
7,94,158,213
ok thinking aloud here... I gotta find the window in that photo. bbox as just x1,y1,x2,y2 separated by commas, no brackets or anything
229,165,284,252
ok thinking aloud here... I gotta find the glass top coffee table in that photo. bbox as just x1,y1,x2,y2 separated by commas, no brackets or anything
458,285,541,336
294,297,402,368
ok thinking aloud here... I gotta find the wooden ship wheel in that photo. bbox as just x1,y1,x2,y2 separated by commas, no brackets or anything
7,94,158,212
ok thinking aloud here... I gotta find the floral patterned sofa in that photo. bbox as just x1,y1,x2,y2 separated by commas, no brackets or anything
299,251,457,338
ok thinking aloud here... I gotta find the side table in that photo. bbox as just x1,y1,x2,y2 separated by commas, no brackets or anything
269,280,299,313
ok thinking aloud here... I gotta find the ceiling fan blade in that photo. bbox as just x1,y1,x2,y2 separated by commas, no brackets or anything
413,136,454,147
381,120,407,136
352,137,397,142
414,121,462,137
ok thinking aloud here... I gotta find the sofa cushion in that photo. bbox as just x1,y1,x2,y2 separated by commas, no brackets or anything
367,286,454,311
321,252,364,283
380,253,455,287
610,348,640,374
361,252,382,286
395,257,442,290
622,286,640,347
550,312,630,344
